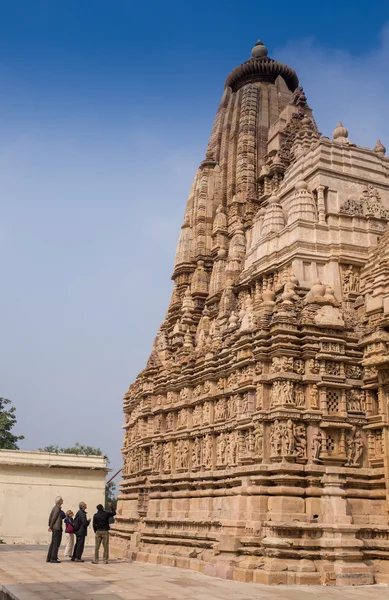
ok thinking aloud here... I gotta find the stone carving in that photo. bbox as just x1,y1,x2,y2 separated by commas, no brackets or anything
271,356,294,373
193,384,203,398
285,419,295,454
214,398,227,421
270,380,294,407
177,408,188,429
216,378,225,391
295,385,306,408
294,424,307,459
180,387,189,401
154,413,162,433
227,395,237,419
203,380,211,393
175,439,189,470
346,390,362,412
270,420,283,457
227,372,237,388
289,85,308,107
362,184,389,219
152,443,162,471
226,431,237,465
253,422,264,457
192,404,202,427
325,361,341,376
294,359,305,374
311,429,322,461
310,385,319,409
339,197,364,216
345,364,362,379
308,359,320,374
165,412,174,431
203,434,213,469
256,385,263,410
192,437,201,469
345,426,364,466
342,265,360,294
216,433,227,466
162,444,172,472
203,401,211,424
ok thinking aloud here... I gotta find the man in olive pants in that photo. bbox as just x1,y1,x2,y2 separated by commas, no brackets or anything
92,502,116,564
47,496,64,563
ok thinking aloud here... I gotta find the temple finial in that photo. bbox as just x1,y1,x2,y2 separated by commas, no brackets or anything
333,122,349,142
251,40,268,59
374,139,386,156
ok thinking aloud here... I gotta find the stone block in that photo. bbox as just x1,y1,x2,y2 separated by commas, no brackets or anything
267,496,305,521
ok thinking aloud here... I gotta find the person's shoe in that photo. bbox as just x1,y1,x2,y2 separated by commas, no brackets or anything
71,558,75,562
50,559,61,563
91,561,98,564
104,561,108,564
75,559,84,562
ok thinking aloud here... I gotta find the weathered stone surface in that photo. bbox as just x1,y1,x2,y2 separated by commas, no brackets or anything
111,39,389,586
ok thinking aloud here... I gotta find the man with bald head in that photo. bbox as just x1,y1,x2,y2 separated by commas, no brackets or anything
46,496,64,563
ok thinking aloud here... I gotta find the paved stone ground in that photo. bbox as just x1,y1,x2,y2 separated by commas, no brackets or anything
0,546,388,600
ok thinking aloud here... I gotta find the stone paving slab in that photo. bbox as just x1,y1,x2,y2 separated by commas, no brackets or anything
0,546,388,600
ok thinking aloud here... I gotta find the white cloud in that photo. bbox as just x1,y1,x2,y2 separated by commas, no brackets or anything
275,24,389,149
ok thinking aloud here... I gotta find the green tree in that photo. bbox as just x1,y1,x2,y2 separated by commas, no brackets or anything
39,442,103,456
105,481,117,510
0,397,24,450
39,442,117,510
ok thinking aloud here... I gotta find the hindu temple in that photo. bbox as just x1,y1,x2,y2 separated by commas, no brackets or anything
111,39,389,586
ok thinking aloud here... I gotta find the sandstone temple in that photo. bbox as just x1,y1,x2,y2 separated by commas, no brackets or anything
111,40,389,585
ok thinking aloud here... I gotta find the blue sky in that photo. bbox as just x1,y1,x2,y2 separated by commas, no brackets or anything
1,1,389,474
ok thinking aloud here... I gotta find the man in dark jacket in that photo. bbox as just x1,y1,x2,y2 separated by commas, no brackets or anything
46,496,64,563
91,502,116,564
71,502,90,562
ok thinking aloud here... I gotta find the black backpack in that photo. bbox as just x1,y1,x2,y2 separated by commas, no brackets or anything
73,515,80,532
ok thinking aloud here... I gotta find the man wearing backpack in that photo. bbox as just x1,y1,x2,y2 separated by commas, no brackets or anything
71,502,90,562
91,501,116,564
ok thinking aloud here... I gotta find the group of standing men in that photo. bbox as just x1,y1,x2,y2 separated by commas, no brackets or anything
47,496,116,564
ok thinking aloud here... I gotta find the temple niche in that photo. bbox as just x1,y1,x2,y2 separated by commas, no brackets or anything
111,40,389,586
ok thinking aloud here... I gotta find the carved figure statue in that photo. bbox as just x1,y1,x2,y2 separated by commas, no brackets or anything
285,419,295,454
182,440,189,469
343,265,359,294
192,404,202,426
253,423,263,457
311,429,322,461
228,432,237,465
163,444,171,471
295,385,306,408
345,426,364,466
204,434,213,469
353,430,364,465
283,380,295,405
203,401,211,424
216,433,226,465
166,412,174,431
153,443,162,471
293,424,307,459
271,420,282,456
310,385,319,409
175,440,182,470
192,437,201,468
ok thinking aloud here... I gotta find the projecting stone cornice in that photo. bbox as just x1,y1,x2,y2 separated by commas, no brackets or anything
225,56,299,92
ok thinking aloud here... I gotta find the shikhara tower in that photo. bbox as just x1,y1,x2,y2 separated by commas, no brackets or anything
111,40,389,585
